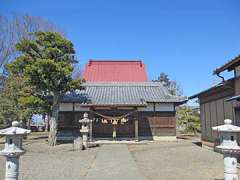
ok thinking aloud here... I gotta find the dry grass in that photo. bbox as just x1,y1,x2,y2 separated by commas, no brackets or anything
0,131,48,144
27,131,48,140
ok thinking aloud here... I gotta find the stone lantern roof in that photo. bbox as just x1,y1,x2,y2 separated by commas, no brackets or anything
0,121,31,135
79,113,91,124
212,119,240,133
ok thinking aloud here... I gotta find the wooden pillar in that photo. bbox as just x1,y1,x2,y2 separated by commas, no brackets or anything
135,117,139,141
113,125,117,139
72,103,75,127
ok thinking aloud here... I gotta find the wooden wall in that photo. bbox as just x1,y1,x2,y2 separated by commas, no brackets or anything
198,81,235,142
138,112,176,137
200,99,235,141
90,109,135,138
58,110,176,138
92,111,176,138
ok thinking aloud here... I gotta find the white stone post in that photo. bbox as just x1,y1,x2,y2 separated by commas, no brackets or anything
0,121,31,180
212,119,240,180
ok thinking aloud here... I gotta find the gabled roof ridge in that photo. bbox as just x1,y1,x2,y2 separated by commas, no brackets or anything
86,60,144,66
214,55,240,74
83,81,164,87
189,77,235,99
89,59,142,62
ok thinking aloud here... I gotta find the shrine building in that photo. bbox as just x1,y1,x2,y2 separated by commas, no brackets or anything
57,60,187,141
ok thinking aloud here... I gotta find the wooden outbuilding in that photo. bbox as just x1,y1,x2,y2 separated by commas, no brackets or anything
190,55,240,147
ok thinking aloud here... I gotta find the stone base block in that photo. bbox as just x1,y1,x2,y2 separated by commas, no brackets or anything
73,137,83,150
153,136,177,141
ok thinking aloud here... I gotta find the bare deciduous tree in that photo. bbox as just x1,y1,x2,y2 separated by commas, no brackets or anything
0,16,14,68
0,14,66,69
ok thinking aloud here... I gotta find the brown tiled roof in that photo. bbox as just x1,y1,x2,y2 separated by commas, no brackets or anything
60,82,187,106
213,55,240,74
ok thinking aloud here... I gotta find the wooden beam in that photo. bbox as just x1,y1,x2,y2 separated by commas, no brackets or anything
135,117,139,141
72,102,75,128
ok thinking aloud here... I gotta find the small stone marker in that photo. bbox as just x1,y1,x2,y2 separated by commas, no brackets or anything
212,119,240,180
73,137,83,150
0,121,31,180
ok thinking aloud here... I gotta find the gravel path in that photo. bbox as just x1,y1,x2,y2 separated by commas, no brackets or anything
1,139,239,180
0,140,98,180
128,140,240,180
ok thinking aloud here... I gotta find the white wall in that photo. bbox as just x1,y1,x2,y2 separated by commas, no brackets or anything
138,103,154,111
74,103,90,111
138,103,174,112
59,103,73,111
59,103,90,112
155,103,174,111
59,102,174,112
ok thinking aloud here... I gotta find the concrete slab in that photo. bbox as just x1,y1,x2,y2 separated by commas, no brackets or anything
85,144,146,180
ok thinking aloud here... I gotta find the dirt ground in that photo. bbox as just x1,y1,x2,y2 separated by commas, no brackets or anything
128,140,231,180
0,134,238,180
0,140,98,180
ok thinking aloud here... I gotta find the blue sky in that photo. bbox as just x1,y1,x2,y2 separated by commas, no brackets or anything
1,0,240,101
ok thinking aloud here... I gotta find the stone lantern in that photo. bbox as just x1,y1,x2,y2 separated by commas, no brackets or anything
79,112,91,149
0,121,31,180
212,119,240,180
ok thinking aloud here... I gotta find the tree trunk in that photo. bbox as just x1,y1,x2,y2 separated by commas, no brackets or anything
27,116,31,130
48,93,61,146
45,114,50,132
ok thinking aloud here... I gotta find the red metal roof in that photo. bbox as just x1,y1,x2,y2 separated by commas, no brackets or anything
83,60,148,82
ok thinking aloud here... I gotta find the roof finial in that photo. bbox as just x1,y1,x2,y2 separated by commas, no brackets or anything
224,119,232,125
12,121,19,127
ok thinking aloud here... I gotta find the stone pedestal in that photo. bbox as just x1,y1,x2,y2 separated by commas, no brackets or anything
224,153,238,180
73,137,83,151
5,156,19,180
80,128,89,149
